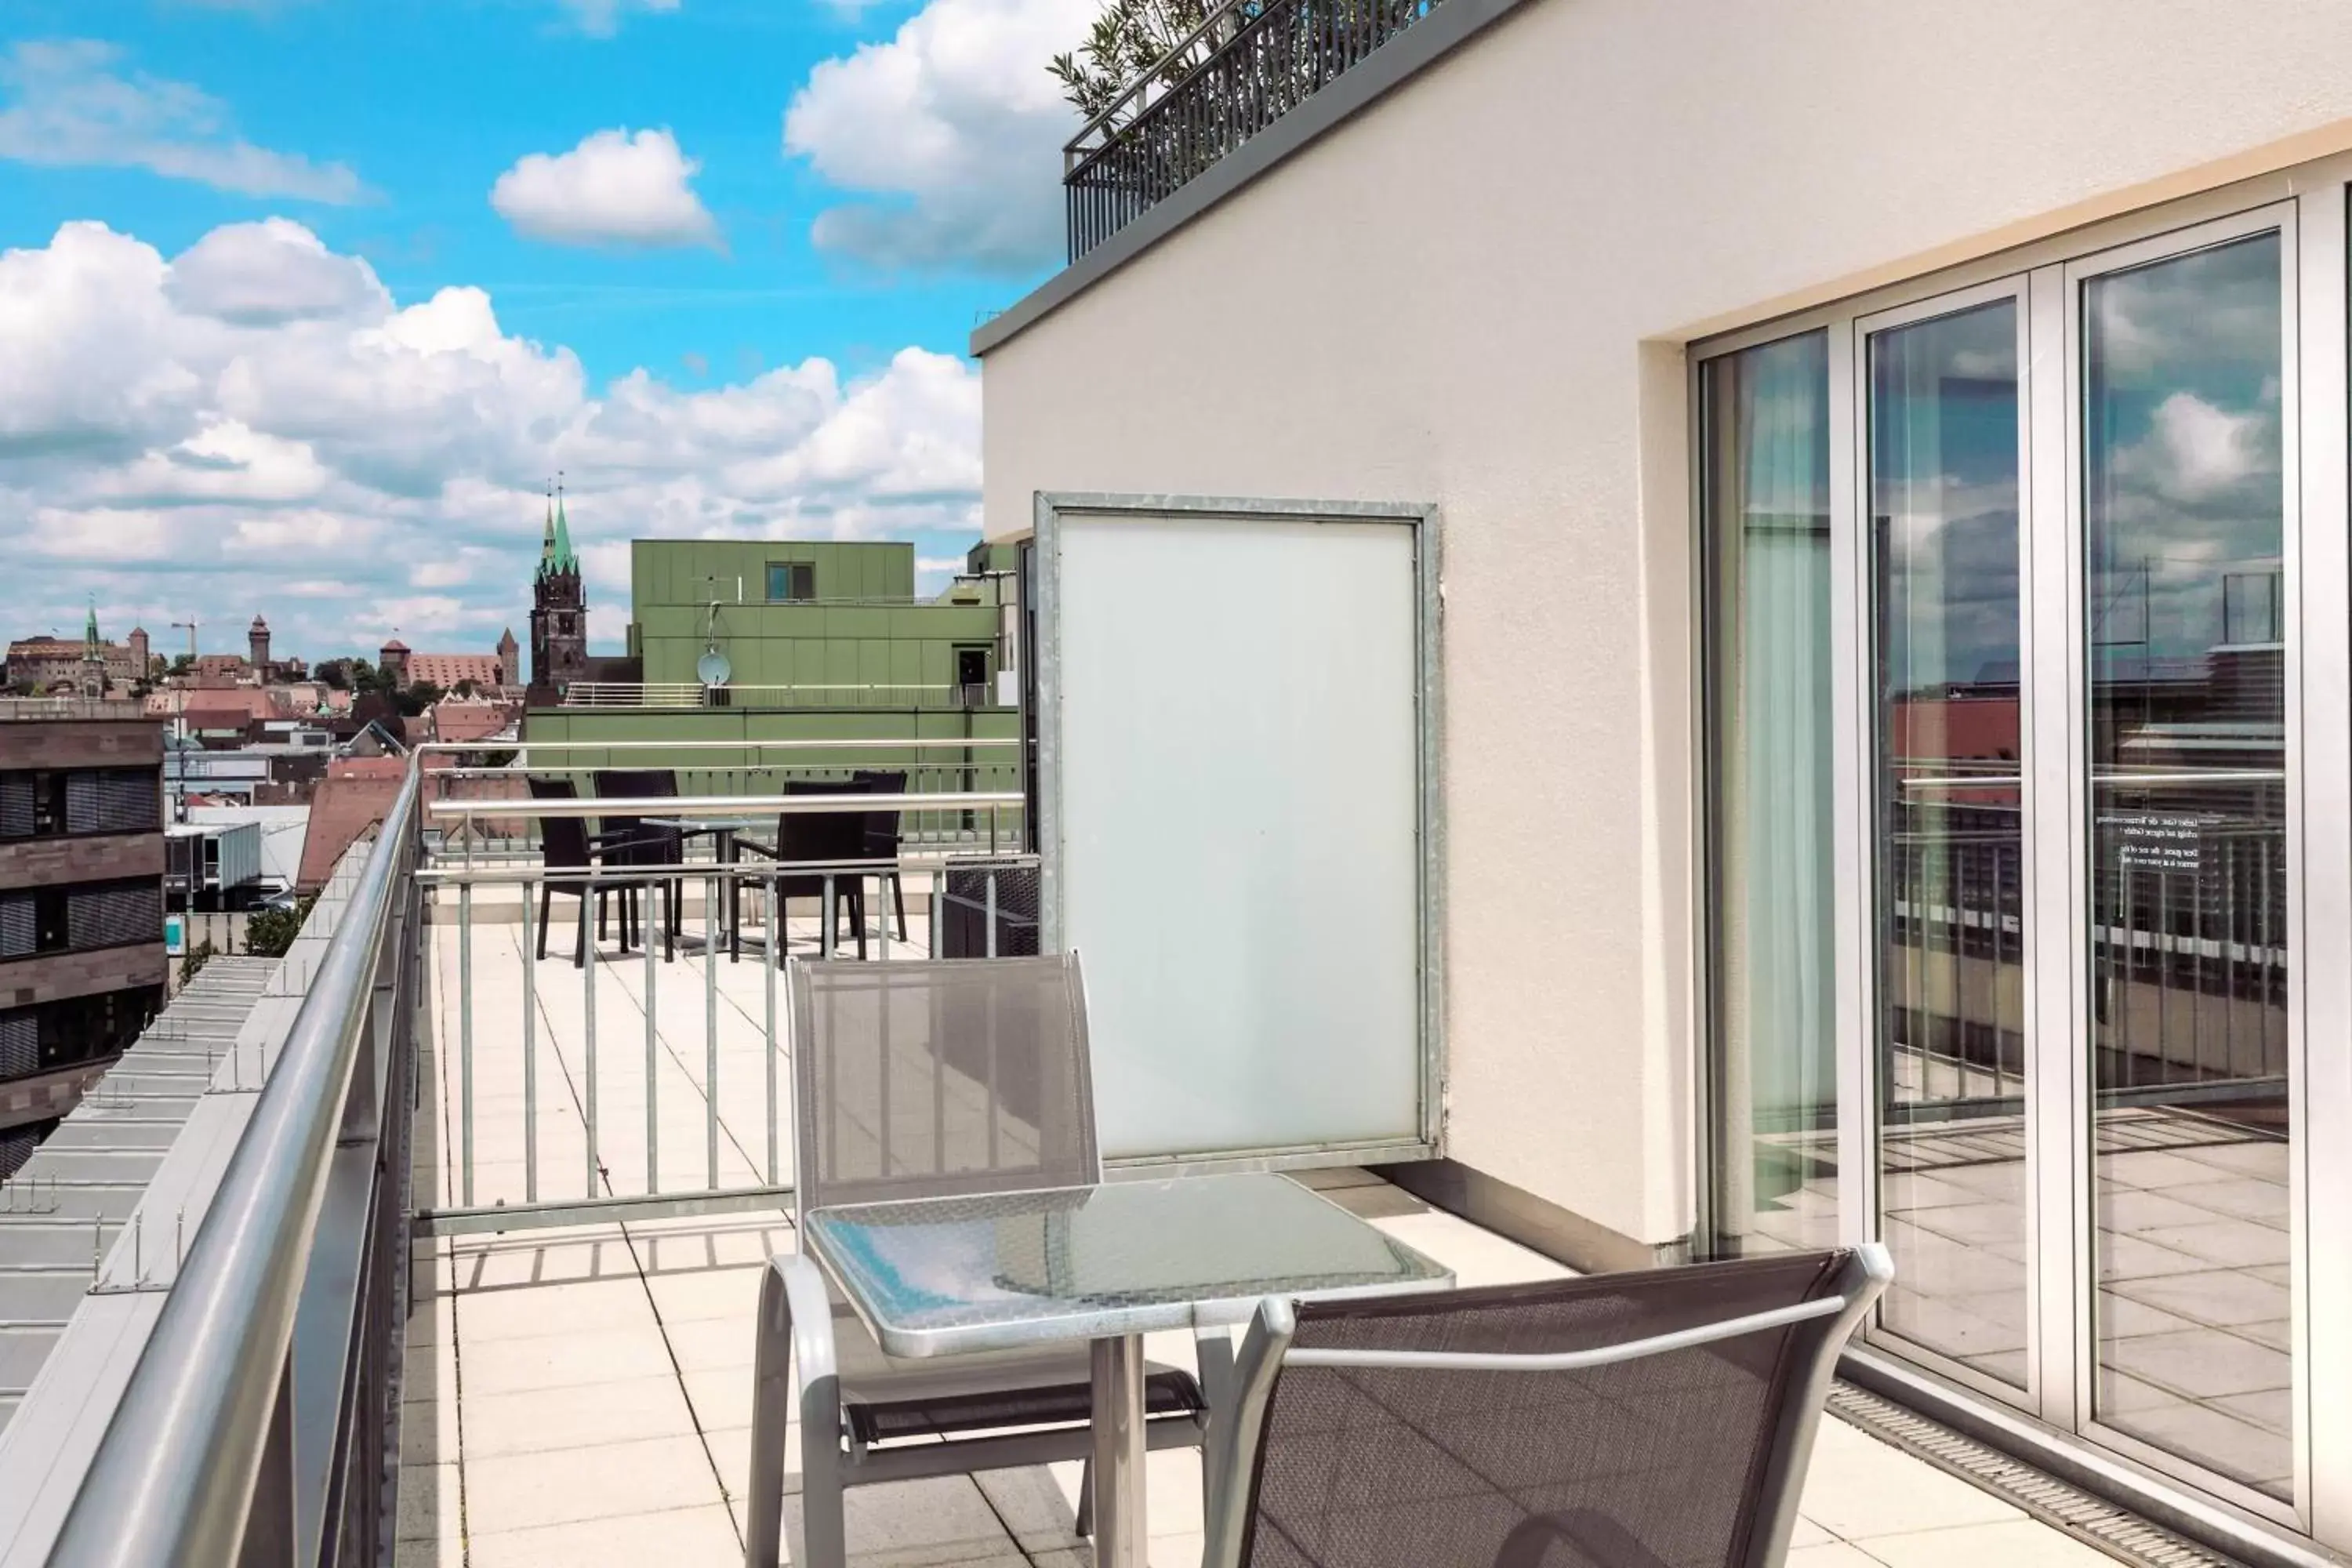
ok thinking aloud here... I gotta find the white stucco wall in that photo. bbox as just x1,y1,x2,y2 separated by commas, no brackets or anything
978,0,2352,1245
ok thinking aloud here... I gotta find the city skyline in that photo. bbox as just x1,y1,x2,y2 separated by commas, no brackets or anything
0,0,1092,657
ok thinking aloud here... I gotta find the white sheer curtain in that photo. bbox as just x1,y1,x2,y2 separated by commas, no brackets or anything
1708,331,1835,1250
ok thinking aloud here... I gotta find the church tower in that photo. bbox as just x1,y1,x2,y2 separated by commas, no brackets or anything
79,600,105,699
529,483,589,698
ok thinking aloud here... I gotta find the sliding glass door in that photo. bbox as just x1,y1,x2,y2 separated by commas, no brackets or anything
1704,187,2340,1538
2076,223,2296,1501
1862,286,2032,1393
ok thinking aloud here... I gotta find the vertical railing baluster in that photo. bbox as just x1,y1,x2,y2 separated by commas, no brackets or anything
707,867,720,1190
459,880,474,1208
522,873,538,1203
647,881,659,1196
766,873,781,1187
584,877,600,1198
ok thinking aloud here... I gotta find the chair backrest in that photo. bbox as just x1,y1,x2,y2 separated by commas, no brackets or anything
527,775,592,871
772,779,869,895
1207,1247,1892,1568
593,769,681,866
789,953,1098,1222
850,769,906,859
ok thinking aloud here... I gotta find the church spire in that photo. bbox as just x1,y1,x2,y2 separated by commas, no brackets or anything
550,473,578,574
84,596,100,649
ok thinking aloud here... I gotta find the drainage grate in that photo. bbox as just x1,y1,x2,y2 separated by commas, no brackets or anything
1827,1381,2244,1568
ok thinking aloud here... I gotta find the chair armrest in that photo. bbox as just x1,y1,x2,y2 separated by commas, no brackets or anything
749,1250,842,1568
734,836,779,860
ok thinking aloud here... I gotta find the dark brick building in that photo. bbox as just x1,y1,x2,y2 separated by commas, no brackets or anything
0,710,168,1174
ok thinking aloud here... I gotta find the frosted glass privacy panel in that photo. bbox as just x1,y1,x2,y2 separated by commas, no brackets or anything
1051,511,1425,1159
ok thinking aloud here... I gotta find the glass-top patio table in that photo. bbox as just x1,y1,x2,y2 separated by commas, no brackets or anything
802,1171,1454,1567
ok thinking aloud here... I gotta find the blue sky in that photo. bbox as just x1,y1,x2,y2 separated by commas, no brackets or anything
0,0,1090,661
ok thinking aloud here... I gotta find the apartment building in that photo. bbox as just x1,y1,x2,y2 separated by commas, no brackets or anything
0,708,168,1174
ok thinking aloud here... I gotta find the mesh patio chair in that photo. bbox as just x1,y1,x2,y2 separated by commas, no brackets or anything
746,954,1222,1568
1201,1244,1893,1568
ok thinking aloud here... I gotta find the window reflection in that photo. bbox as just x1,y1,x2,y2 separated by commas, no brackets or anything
1870,299,2029,1388
2083,232,2291,1498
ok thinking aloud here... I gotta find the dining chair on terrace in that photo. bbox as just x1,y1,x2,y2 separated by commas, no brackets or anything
591,768,682,960
736,778,871,959
745,953,1222,1568
1201,1244,1893,1568
526,775,643,967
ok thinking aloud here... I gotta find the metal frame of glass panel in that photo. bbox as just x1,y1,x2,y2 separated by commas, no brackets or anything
1693,162,2352,1554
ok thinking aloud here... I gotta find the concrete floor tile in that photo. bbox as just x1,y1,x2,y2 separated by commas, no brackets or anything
469,1502,744,1567
1857,1519,2118,1568
1787,1544,1884,1568
459,1321,681,1397
1799,1421,2020,1540
682,1364,760,1432
660,1312,761,1373
462,1372,701,1459
644,1260,768,1324
1365,1210,1572,1287
399,1396,461,1468
464,1432,724,1536
395,1461,462,1546
455,1275,656,1342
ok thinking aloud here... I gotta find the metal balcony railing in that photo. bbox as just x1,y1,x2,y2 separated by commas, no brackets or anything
561,681,997,710
1063,0,1445,260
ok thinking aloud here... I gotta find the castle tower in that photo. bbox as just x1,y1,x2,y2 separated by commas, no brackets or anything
496,627,520,689
249,615,271,675
128,626,150,680
379,638,410,688
528,483,588,697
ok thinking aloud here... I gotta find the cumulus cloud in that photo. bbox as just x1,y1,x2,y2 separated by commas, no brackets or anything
168,219,391,325
0,39,366,202
783,0,1092,273
0,220,982,657
491,128,720,249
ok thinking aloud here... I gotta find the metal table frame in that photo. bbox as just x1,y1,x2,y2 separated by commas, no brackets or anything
799,1175,1454,1567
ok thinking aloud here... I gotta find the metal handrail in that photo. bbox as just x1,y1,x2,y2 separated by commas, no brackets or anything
426,790,1022,822
49,766,422,1564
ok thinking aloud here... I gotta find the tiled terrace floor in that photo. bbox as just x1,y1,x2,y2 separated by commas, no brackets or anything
398,908,2122,1568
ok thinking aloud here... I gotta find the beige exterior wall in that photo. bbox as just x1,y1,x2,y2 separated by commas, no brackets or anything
978,0,2352,1244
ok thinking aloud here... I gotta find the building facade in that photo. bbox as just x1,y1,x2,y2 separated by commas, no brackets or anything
0,713,167,1174
974,2,2352,1557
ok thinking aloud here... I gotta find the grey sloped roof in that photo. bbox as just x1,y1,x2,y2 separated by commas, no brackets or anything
0,957,274,1434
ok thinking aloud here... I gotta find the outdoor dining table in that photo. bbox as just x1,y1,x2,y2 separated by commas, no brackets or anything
644,814,768,960
801,1170,1454,1568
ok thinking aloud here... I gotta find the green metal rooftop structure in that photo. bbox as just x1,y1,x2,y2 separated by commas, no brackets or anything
521,536,1022,804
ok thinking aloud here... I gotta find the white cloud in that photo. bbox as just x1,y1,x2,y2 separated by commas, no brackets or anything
783,0,1092,272
0,39,366,202
168,219,390,325
491,128,720,250
560,0,682,36
0,219,983,660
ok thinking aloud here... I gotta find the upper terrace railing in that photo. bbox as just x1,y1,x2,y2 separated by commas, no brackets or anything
1063,0,1446,259
16,739,1037,1563
561,681,1000,709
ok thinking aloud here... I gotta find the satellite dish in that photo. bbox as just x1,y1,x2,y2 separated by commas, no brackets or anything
696,649,732,687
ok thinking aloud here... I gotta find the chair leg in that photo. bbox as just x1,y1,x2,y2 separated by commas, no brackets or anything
598,891,608,943
852,884,868,962
535,885,552,960
667,879,681,962
889,873,909,942
1076,1456,1094,1540
575,893,588,969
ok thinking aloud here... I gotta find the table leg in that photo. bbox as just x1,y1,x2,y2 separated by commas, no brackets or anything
1089,1334,1149,1568
724,827,741,962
